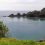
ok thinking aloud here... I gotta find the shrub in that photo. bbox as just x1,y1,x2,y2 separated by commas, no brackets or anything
0,21,8,37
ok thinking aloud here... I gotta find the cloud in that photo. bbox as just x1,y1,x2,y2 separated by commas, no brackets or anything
0,0,45,11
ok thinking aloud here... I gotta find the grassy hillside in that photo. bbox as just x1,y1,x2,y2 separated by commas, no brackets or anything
0,38,45,45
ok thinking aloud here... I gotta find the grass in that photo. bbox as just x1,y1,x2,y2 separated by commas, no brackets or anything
0,38,45,45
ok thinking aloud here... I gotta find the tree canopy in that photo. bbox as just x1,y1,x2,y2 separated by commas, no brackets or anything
0,21,8,37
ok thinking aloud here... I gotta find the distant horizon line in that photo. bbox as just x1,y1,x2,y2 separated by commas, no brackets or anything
0,9,41,11
0,8,42,11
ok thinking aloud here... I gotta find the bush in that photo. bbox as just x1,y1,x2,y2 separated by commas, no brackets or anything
0,21,8,37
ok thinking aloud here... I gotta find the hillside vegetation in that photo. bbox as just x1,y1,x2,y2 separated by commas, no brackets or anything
0,38,45,45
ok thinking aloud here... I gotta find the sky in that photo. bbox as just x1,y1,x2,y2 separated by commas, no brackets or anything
0,0,45,11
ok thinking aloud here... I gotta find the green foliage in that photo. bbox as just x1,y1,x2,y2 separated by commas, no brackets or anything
0,21,8,37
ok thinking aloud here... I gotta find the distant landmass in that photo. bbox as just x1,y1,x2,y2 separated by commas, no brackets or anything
0,8,45,18
8,8,45,18
0,11,28,16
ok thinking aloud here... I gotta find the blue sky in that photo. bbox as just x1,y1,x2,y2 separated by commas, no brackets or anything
0,0,45,11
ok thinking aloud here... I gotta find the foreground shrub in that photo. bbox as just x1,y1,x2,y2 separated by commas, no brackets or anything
0,21,8,37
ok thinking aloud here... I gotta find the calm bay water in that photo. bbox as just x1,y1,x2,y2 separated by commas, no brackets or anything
0,17,45,40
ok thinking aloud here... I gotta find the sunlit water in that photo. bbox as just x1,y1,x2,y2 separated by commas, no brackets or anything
0,17,45,40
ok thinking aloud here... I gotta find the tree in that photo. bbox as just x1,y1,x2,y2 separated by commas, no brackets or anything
8,14,15,17
26,12,33,17
22,13,26,17
0,21,8,37
26,11,40,17
39,8,45,17
32,10,40,17
17,13,21,16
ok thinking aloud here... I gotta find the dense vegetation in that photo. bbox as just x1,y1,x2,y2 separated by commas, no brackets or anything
0,21,8,37
8,8,45,17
